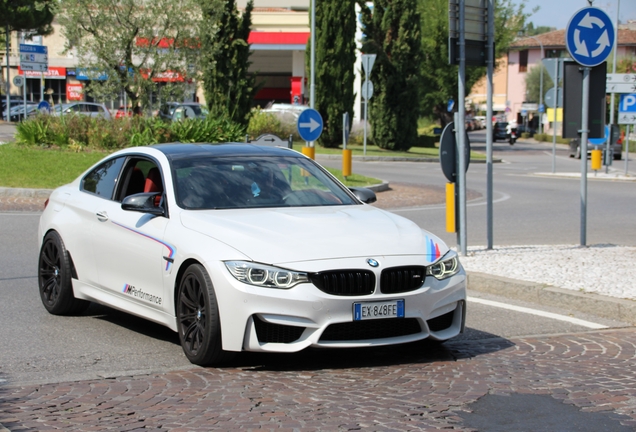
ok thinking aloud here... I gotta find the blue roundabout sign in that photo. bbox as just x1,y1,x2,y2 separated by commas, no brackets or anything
566,7,615,67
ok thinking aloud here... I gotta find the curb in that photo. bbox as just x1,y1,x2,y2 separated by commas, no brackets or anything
468,271,636,325
317,154,502,163
0,187,52,198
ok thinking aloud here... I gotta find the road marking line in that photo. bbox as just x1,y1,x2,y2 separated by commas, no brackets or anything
468,296,608,329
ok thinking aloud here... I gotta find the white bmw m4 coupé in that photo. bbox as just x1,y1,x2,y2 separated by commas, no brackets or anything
38,143,466,365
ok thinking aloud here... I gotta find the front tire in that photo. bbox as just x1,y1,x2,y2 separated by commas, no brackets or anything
38,231,89,315
177,264,235,366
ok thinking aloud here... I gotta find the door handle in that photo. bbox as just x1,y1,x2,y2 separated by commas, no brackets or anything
96,211,109,222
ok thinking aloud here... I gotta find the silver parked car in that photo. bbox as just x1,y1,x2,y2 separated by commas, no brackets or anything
52,102,112,120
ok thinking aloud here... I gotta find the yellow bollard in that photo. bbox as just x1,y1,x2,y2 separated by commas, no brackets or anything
342,149,352,178
591,148,602,171
446,182,456,233
302,146,315,160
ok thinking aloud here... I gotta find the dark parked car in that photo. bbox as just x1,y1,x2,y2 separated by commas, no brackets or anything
569,138,622,160
494,122,509,141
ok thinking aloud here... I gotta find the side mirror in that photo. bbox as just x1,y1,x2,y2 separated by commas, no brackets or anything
349,187,377,204
122,192,165,216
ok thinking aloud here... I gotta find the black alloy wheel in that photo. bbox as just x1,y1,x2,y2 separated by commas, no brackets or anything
177,264,234,366
38,231,89,315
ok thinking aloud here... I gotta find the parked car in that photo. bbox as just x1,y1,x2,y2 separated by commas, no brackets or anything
51,102,112,120
158,102,208,122
262,103,307,119
473,116,486,129
37,142,467,366
172,103,209,121
569,138,622,160
115,106,133,119
494,122,509,141
3,102,38,122
158,102,180,121
1,95,24,114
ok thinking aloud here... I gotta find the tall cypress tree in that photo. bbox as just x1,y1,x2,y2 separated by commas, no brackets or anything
199,0,257,126
358,0,422,151
314,0,356,148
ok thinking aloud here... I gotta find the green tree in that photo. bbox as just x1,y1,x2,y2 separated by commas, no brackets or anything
524,22,556,36
358,0,423,151
57,0,214,113
199,0,257,126
1,0,55,108
524,64,554,104
418,0,530,126
312,0,356,148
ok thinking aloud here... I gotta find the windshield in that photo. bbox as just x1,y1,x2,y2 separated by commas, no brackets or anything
172,155,358,210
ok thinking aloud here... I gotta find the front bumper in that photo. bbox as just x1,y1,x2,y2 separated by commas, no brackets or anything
207,255,467,353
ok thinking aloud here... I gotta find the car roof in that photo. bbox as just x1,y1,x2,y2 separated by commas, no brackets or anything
151,143,301,160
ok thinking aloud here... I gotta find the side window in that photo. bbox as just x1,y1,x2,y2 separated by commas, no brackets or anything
116,158,164,204
82,157,126,199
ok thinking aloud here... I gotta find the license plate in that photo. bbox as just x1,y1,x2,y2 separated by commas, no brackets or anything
353,299,405,321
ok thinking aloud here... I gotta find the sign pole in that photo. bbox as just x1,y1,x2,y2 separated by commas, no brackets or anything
486,0,494,249
4,24,9,122
552,60,558,173
457,0,467,255
363,76,368,156
580,67,590,246
565,6,615,246
625,125,630,176
23,75,27,119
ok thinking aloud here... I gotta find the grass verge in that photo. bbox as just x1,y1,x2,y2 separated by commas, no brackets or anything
0,144,107,189
0,143,383,190
291,142,485,159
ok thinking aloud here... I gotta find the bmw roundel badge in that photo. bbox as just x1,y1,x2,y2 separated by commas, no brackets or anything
366,258,379,268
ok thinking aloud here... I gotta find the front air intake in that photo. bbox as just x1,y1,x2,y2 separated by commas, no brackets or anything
309,270,375,296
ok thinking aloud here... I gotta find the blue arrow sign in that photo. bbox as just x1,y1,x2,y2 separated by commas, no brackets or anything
297,108,323,142
566,7,614,67
589,125,609,145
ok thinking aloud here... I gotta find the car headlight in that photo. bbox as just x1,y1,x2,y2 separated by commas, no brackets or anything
426,252,461,280
225,261,308,289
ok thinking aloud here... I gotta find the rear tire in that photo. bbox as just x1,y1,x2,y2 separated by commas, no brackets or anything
38,231,89,315
177,264,235,366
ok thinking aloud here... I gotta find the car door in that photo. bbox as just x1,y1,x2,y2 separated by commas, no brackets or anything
90,157,171,311
73,156,128,287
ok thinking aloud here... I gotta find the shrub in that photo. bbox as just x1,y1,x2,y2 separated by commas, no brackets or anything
533,133,570,144
14,113,245,150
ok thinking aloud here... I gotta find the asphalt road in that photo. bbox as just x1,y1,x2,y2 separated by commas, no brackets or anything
320,131,636,248
1,129,635,430
0,201,626,387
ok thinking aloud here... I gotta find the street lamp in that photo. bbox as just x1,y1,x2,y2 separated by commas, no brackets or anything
522,34,544,135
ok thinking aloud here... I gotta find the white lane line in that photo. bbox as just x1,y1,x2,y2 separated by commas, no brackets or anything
468,296,608,329
392,191,511,212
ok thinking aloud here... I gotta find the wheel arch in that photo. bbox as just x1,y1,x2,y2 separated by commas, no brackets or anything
172,258,204,316
42,228,79,280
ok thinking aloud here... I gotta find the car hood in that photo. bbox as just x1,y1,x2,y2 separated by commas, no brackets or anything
180,205,448,264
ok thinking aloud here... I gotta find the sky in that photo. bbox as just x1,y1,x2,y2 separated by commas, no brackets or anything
519,0,636,30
